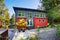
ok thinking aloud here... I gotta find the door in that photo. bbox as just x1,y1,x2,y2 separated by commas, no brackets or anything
27,19,33,27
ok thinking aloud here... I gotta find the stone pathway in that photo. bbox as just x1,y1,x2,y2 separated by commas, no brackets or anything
26,28,57,40
10,28,57,40
38,28,57,40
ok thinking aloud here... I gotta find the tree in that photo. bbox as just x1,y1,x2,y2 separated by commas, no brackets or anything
39,0,60,24
47,5,60,24
42,0,59,10
11,14,15,25
0,0,10,28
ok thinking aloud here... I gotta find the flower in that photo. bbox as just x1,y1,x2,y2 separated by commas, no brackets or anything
16,19,27,27
30,34,36,38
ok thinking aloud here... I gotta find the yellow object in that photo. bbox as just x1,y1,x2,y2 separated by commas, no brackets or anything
25,22,27,24
30,34,36,38
16,19,27,27
19,19,24,22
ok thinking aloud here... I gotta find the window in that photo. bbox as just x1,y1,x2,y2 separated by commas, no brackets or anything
42,13,44,17
40,13,42,17
42,13,46,17
18,13,21,16
18,11,21,16
18,11,25,17
40,13,46,17
22,13,25,16
28,12,32,18
34,13,39,17
44,13,46,17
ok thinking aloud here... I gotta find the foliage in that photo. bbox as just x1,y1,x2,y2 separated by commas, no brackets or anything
47,5,60,24
42,0,59,10
8,25,14,28
56,24,60,37
10,14,15,25
20,38,26,40
0,0,10,28
28,38,37,40
47,24,56,28
41,0,60,24
29,33,38,40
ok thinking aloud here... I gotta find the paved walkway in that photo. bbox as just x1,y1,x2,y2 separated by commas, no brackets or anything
26,28,57,40
38,28,57,40
10,28,57,40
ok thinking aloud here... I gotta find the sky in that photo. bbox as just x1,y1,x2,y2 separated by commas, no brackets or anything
4,0,40,18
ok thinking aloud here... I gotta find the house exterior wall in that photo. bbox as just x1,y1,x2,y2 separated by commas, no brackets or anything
13,7,48,29
34,17,48,28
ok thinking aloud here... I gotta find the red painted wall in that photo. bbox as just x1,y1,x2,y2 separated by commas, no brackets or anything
16,17,48,29
16,17,26,29
34,17,48,28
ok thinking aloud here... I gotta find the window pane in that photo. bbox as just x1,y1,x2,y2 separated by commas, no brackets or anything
34,13,39,17
18,11,21,16
22,12,25,16
42,13,44,17
28,12,32,18
44,14,45,17
42,13,45,17
18,13,21,16
40,13,42,17
18,11,25,17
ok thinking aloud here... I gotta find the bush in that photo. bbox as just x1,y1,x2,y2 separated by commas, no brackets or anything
56,24,60,37
47,24,55,28
8,25,14,28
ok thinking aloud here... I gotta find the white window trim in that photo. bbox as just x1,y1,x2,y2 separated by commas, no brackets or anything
39,13,46,18
34,13,39,17
18,11,25,17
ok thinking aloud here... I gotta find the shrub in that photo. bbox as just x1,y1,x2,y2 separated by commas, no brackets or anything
56,24,60,37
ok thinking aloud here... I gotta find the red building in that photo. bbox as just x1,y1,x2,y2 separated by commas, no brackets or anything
13,7,48,29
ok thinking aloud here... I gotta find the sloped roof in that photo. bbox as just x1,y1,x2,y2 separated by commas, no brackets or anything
13,7,46,13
